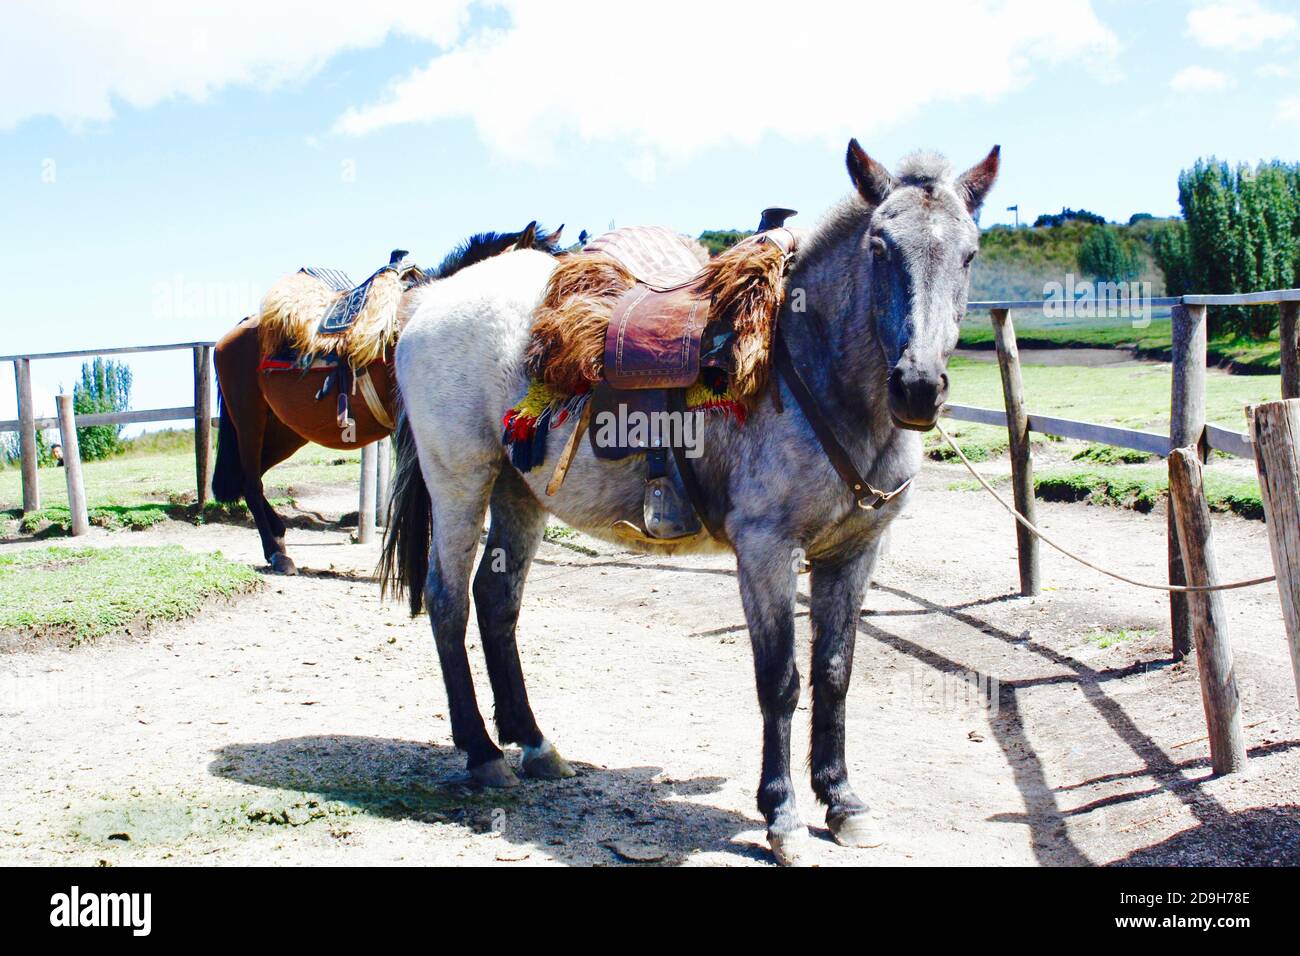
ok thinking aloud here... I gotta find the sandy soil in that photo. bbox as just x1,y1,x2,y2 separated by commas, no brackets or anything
1,468,1297,867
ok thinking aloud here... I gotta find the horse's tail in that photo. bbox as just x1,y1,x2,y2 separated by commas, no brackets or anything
211,386,245,503
377,401,431,616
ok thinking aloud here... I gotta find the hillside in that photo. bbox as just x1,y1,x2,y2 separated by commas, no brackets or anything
970,217,1174,302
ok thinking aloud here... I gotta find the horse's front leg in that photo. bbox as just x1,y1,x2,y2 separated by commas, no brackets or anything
809,541,883,848
734,531,805,865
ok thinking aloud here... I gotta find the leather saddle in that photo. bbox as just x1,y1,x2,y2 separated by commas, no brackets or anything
304,249,424,338
557,225,798,543
276,249,425,432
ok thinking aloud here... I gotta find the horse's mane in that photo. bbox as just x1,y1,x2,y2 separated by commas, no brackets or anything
427,224,562,281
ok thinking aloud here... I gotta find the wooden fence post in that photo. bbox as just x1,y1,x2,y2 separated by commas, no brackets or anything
357,441,377,544
375,436,391,528
193,345,212,506
14,358,40,513
55,394,90,537
1281,302,1299,401
1168,303,1208,659
1167,446,1247,774
1251,398,1300,708
991,308,1039,596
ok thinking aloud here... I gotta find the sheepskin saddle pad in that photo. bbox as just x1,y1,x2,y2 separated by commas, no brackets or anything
258,249,424,369
525,225,800,403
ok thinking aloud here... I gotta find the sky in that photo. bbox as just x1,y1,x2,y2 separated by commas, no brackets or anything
2,0,1299,426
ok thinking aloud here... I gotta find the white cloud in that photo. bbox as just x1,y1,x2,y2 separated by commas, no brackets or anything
1257,62,1294,78
1280,97,1300,127
1186,1,1296,52
0,1,474,131
334,0,1118,164
1169,66,1234,93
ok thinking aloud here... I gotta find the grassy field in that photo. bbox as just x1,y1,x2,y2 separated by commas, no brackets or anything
958,315,1281,372
944,355,1279,431
0,545,260,644
1,429,362,537
937,355,1277,520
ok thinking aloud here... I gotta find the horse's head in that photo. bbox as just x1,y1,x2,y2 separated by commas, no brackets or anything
510,221,565,254
846,141,999,430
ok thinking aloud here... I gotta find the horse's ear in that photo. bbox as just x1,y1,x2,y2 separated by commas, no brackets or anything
846,139,894,207
543,224,564,246
955,145,1000,214
513,221,538,250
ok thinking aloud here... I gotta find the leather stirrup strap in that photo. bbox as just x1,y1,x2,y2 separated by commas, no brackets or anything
667,389,724,541
773,329,912,510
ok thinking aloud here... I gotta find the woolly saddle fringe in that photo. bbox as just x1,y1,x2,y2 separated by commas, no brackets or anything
258,270,405,368
525,238,788,403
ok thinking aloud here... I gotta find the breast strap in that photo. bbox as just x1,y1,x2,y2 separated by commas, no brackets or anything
773,329,912,510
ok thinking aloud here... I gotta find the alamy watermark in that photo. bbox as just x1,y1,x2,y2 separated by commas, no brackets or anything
1043,274,1153,329
591,405,705,458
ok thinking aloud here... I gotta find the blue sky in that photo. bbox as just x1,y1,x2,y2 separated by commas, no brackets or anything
2,0,1299,426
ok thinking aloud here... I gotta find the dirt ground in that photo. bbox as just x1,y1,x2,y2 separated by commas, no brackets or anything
1,465,1298,867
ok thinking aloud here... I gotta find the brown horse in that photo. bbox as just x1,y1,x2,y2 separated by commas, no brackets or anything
212,224,563,573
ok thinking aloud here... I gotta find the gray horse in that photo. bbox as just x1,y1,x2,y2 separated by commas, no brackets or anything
380,140,999,865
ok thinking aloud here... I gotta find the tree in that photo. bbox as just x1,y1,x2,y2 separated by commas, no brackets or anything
71,358,132,461
1033,207,1106,228
1155,157,1300,338
697,229,752,257
1,427,56,468
1152,220,1193,296
1078,226,1140,282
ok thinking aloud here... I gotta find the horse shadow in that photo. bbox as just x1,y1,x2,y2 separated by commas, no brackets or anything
209,735,770,865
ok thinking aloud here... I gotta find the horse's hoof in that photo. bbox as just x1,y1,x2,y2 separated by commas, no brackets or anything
469,757,520,788
768,826,812,867
827,809,884,848
269,553,297,576
520,740,576,779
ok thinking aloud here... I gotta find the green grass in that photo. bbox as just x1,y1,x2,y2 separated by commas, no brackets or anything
0,545,260,643
945,355,1279,433
1070,443,1154,466
958,316,1281,373
1087,628,1153,649
1033,465,1263,519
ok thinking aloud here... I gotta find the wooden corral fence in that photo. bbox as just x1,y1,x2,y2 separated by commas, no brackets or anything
1,342,391,540
951,289,1300,775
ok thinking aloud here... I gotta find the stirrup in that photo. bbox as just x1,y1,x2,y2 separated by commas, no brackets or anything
609,468,706,544
643,473,702,539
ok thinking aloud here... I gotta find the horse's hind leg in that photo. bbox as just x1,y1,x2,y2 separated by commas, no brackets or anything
473,465,574,780
809,542,884,849
422,462,518,787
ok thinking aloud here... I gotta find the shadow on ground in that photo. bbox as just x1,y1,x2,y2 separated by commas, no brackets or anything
210,734,767,865
1111,805,1300,866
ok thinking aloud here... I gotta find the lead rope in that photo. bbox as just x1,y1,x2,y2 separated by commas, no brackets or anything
934,420,1276,593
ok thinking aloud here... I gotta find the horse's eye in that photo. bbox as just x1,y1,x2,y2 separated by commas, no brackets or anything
870,236,887,259
963,250,977,268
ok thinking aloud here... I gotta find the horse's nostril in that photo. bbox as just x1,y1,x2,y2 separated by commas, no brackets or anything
939,372,950,396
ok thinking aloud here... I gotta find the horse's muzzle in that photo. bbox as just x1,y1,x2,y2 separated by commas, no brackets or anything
887,363,949,431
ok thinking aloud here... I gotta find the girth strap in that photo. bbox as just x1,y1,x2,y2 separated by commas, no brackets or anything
773,330,912,510
667,389,724,541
